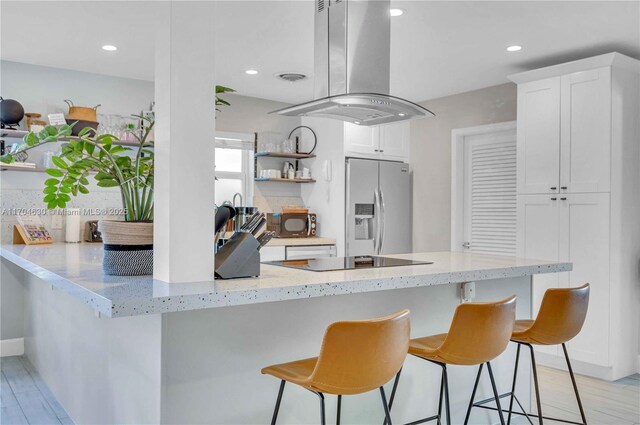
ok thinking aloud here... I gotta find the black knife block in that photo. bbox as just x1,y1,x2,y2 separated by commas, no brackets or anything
215,232,260,279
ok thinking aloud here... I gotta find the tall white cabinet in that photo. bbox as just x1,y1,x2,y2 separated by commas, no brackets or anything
510,53,640,380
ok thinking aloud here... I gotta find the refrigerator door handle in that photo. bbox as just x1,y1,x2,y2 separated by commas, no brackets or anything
379,188,386,254
373,189,380,254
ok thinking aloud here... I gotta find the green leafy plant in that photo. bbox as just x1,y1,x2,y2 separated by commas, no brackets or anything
216,85,235,111
0,116,155,222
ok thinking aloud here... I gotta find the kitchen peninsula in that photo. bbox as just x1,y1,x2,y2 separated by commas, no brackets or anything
0,243,570,425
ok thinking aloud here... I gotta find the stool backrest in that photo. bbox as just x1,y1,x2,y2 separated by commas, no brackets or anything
438,296,516,365
527,283,590,345
309,310,410,395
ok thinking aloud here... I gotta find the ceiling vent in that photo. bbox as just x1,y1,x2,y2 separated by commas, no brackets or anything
277,73,307,83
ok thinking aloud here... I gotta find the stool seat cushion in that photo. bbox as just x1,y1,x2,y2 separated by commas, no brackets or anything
409,333,447,361
261,357,318,388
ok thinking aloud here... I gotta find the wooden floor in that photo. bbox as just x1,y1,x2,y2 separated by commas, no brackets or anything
0,356,637,424
1,356,73,425
535,366,640,425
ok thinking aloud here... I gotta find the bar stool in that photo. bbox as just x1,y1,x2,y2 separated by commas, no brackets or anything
472,284,590,425
261,310,410,425
387,296,516,425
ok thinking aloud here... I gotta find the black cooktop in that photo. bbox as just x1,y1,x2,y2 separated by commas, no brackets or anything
264,256,433,272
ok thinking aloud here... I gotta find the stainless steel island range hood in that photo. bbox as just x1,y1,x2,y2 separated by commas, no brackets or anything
272,0,434,126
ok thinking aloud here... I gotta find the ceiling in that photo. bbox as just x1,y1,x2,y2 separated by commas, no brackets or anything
2,1,639,104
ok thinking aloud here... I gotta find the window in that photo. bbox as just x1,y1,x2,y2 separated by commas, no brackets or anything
215,132,254,206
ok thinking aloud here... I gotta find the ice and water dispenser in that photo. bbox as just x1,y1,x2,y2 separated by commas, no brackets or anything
354,203,376,240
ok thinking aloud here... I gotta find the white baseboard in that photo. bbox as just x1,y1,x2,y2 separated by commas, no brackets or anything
1,338,24,357
637,355,640,374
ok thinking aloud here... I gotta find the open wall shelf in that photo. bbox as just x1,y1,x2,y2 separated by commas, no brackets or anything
254,178,316,183
1,128,141,147
255,152,315,159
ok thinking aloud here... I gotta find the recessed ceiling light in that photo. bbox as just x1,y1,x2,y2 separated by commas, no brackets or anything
245,69,259,75
354,121,361,125
102,45,117,51
390,8,404,17
506,45,522,52
398,113,406,117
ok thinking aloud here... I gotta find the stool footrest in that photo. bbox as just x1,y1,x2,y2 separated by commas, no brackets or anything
404,414,440,425
473,392,586,425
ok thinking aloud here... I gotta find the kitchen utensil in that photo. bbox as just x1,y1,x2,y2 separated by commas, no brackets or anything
215,205,237,233
249,217,267,236
64,100,100,122
240,212,264,233
257,231,276,249
233,206,258,232
66,119,98,136
0,97,24,129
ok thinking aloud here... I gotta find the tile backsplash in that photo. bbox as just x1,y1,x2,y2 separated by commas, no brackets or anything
1,188,121,243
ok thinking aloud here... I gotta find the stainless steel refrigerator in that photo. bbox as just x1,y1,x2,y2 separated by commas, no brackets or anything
345,158,411,256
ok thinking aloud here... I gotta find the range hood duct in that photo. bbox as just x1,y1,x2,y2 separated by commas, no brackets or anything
272,0,434,126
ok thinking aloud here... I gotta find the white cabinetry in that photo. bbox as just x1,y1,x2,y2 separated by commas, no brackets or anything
511,53,640,380
344,122,410,161
517,67,612,194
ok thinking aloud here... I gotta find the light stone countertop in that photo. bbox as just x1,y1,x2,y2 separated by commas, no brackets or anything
0,243,571,318
264,237,336,247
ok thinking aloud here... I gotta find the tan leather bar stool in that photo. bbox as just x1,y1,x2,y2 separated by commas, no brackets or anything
471,284,590,425
261,310,410,425
386,296,516,425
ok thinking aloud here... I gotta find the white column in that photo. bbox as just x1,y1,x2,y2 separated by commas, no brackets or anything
154,1,215,283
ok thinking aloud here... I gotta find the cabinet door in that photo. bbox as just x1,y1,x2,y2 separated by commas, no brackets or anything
560,68,611,193
517,77,561,194
559,193,610,366
344,122,379,157
517,194,561,356
378,122,410,161
260,246,285,262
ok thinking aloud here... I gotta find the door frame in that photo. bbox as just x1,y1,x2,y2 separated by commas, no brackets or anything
450,121,517,252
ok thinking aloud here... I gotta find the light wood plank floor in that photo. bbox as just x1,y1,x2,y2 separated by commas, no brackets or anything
534,366,640,425
1,356,73,425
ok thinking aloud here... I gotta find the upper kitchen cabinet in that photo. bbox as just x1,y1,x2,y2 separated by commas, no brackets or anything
516,77,561,194
344,121,410,162
510,54,632,195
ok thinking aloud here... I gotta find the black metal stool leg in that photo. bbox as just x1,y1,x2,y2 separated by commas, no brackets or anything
487,362,506,425
337,395,342,425
463,363,484,425
380,386,393,425
437,372,444,425
315,392,326,425
441,364,451,425
562,343,588,425
384,369,402,425
527,344,544,425
507,344,522,425
270,380,286,425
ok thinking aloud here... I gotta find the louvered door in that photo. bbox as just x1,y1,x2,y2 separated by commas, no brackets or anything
463,130,517,256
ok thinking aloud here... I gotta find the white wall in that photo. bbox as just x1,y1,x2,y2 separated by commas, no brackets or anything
300,117,346,254
410,83,517,252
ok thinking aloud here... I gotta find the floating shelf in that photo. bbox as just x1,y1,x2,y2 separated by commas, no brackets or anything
255,178,316,183
255,151,316,159
1,128,142,147
1,164,46,172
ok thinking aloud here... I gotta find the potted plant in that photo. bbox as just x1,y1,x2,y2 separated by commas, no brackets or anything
1,116,156,275
1,87,233,276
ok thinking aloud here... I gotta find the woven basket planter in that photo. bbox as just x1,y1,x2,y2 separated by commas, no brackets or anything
98,220,153,276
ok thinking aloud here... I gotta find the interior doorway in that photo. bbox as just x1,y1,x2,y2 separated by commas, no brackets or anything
451,121,517,255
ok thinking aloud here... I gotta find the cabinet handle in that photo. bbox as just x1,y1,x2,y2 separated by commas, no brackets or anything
551,197,557,201
374,149,380,152
560,197,567,201
379,150,384,153
550,186,557,190
561,186,567,190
